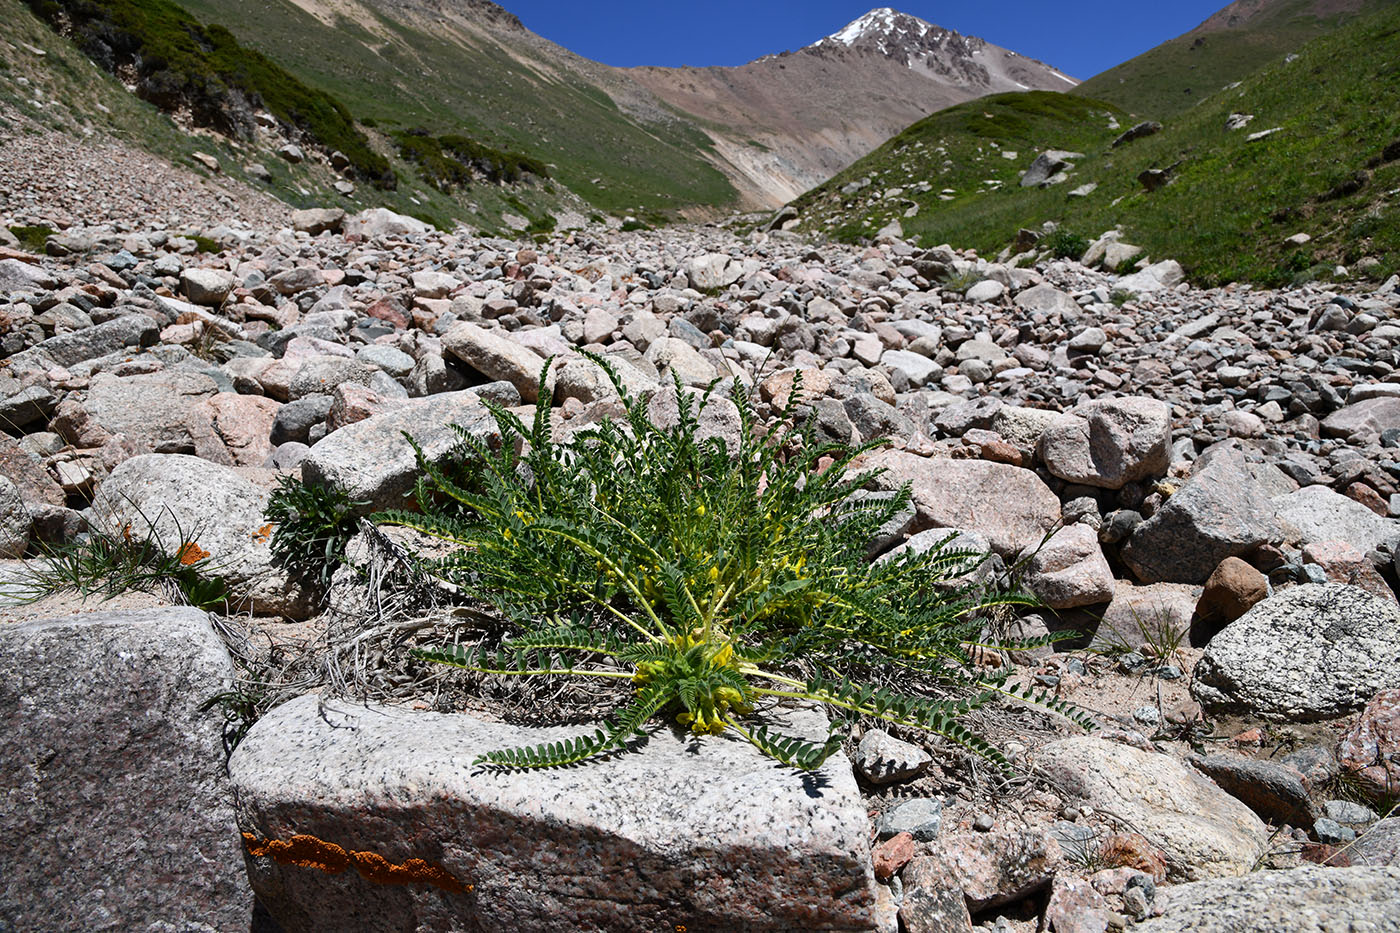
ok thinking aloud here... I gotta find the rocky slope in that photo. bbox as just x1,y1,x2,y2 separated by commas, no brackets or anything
629,7,1077,204
3,160,1400,926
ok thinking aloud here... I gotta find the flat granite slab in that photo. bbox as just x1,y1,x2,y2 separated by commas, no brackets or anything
231,695,877,932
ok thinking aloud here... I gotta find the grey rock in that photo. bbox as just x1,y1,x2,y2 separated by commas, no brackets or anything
1014,283,1081,318
1021,151,1077,188
442,322,547,401
0,382,56,429
881,349,938,387
268,266,326,296
1189,754,1318,827
965,280,1005,303
343,208,432,239
1048,821,1098,863
271,394,334,445
356,344,416,378
1036,737,1269,881
0,258,59,291
646,384,742,453
1025,523,1115,609
857,728,932,784
0,608,249,932
844,392,914,442
1090,581,1199,654
877,797,943,841
180,267,234,305
56,370,222,456
682,253,743,291
91,454,315,618
291,208,346,235
302,390,497,514
1314,817,1356,844
1274,485,1399,554
231,695,875,932
548,354,659,404
1325,800,1378,827
1134,866,1400,933
1322,398,1400,441
289,356,377,401
1192,584,1400,721
863,449,1060,557
1039,397,1172,490
1122,448,1283,584
1349,818,1400,866
5,313,157,370
0,476,31,558
644,336,718,386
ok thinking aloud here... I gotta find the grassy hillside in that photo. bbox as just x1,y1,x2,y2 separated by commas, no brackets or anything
793,3,1400,287
170,0,737,219
1075,0,1392,118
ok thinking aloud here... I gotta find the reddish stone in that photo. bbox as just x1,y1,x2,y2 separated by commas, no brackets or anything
199,393,280,466
1346,482,1389,517
1193,557,1269,629
1302,540,1397,604
326,384,407,433
364,297,409,330
1339,688,1400,803
1232,728,1265,746
1044,875,1109,933
872,832,915,882
1097,833,1168,883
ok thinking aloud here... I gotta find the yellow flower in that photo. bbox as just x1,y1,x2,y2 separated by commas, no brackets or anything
707,565,719,583
695,503,706,517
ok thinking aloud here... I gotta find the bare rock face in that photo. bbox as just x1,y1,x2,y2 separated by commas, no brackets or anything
1339,688,1400,803
1025,523,1115,609
1135,866,1400,933
1192,584,1400,721
1121,447,1283,584
91,453,316,618
0,476,31,558
1091,581,1199,654
0,608,249,931
863,449,1060,556
230,696,876,933
1039,397,1172,490
442,321,547,401
1034,738,1269,882
918,828,1062,912
301,390,497,514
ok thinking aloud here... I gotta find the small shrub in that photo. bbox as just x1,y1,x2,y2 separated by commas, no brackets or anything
191,234,221,254
8,224,55,252
619,219,649,232
1042,229,1090,261
381,362,1089,771
264,475,365,596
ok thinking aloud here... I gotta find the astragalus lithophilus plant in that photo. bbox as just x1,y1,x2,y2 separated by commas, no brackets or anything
379,361,1089,771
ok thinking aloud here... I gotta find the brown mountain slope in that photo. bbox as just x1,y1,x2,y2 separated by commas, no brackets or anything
629,8,1077,204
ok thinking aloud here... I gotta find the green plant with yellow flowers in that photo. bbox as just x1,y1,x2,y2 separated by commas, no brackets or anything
378,359,1089,770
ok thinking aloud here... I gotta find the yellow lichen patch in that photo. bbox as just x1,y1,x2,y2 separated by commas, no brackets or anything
242,833,470,894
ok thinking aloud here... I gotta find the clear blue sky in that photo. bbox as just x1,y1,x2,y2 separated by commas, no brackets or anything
503,1,1231,80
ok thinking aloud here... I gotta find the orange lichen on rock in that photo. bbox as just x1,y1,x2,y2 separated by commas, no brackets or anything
252,523,274,543
177,541,210,565
242,833,469,894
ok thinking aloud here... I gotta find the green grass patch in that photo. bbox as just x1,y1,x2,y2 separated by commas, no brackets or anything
8,224,55,252
796,4,1400,287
